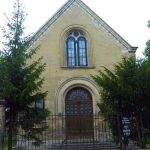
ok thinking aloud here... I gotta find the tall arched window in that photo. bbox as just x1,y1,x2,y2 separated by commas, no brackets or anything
66,37,76,66
78,37,87,66
66,30,88,67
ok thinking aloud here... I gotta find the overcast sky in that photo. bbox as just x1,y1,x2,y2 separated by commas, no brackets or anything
0,0,150,58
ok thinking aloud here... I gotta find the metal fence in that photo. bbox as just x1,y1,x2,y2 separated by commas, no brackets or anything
3,113,150,150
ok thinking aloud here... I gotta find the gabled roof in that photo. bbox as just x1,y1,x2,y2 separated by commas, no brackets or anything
30,0,137,52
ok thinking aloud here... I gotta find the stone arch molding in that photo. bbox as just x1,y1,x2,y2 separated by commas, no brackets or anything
60,24,91,42
55,75,99,114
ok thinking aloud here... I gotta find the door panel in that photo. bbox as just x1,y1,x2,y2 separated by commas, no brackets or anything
65,88,94,138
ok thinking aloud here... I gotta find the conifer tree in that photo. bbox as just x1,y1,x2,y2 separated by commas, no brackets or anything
92,57,150,148
0,0,49,149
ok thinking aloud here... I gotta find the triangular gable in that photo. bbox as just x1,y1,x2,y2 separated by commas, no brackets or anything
30,0,137,52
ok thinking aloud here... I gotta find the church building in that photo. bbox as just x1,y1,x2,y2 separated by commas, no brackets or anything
29,0,137,118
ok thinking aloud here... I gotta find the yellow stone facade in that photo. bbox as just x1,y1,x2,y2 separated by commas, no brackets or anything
29,0,137,114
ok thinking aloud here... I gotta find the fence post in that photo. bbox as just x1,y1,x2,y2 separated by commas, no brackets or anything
0,100,5,150
117,113,123,150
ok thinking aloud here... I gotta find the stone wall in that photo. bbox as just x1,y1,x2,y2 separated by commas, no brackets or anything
0,101,5,150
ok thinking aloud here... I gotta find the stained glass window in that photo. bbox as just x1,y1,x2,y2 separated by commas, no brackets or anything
78,37,87,66
66,37,76,66
66,30,88,67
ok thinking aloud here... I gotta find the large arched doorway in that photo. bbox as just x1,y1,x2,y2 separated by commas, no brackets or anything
65,87,94,137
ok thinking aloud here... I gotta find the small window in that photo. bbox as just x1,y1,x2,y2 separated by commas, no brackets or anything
35,99,44,109
66,30,88,67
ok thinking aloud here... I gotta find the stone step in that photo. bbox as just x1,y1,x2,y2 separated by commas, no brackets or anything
15,140,120,150
51,141,120,150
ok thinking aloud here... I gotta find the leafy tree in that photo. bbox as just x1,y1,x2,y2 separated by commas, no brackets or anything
92,57,150,148
0,0,49,149
144,21,150,60
144,41,150,60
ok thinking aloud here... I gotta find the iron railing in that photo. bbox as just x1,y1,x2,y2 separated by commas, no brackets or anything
3,113,150,150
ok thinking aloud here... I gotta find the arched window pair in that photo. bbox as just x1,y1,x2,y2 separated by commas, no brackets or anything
66,30,88,67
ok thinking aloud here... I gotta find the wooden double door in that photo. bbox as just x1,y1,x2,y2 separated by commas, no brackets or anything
65,87,94,137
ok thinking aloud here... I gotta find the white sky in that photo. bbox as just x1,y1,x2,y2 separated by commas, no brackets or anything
0,0,150,58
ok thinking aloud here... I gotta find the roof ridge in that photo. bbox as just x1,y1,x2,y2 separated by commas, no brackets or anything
29,0,137,52
30,0,75,45
76,0,137,51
